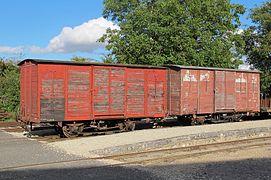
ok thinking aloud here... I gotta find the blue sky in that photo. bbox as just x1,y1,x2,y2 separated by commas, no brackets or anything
0,0,267,61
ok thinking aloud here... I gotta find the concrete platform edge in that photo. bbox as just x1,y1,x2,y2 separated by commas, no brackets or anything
90,127,271,156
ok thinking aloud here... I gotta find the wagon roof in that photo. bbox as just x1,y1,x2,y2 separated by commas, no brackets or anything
165,64,261,73
18,59,166,69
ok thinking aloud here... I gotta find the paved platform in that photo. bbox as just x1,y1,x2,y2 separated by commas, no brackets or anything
0,130,103,169
47,120,271,157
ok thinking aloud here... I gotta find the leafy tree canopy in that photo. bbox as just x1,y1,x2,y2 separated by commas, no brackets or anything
100,0,245,68
244,1,271,94
0,59,20,115
71,56,94,62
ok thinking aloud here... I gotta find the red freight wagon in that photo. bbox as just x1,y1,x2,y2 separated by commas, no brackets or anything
19,59,167,137
260,94,271,115
166,65,260,124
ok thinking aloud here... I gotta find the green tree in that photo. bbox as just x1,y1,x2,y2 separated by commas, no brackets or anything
244,1,271,94
101,54,115,63
71,56,94,62
100,0,245,67
0,59,20,118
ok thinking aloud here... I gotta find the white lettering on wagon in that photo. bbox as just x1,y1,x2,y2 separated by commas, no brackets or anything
183,70,197,82
235,73,246,83
200,72,210,81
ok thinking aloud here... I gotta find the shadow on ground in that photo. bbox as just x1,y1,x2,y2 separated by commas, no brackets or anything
1,158,270,180
27,128,58,137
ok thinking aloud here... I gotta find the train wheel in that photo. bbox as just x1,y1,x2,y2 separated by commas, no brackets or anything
62,125,81,138
125,121,136,131
118,123,124,130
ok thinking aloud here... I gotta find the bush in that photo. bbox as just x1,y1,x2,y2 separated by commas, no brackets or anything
0,59,20,120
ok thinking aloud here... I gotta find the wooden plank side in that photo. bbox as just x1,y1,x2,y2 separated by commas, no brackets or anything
66,66,91,120
198,70,214,114
154,70,166,116
25,62,31,120
93,67,109,114
225,71,236,110
215,71,225,111
40,65,65,122
19,63,26,121
168,69,180,115
180,69,199,115
247,73,260,112
255,73,260,112
146,69,166,117
235,72,248,112
110,68,125,114
31,64,39,122
126,68,145,116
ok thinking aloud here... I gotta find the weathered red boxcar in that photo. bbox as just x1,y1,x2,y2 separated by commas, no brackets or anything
166,65,260,124
260,94,271,115
19,59,261,137
19,59,167,137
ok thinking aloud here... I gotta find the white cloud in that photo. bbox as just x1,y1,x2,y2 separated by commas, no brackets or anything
0,46,23,54
30,17,119,54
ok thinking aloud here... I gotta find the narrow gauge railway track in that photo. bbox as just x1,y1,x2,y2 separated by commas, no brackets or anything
0,121,24,133
0,119,270,143
28,130,127,142
29,129,127,142
0,121,19,128
112,137,271,165
1,120,271,143
0,128,128,143
1,136,270,171
1,117,270,137
0,127,24,133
